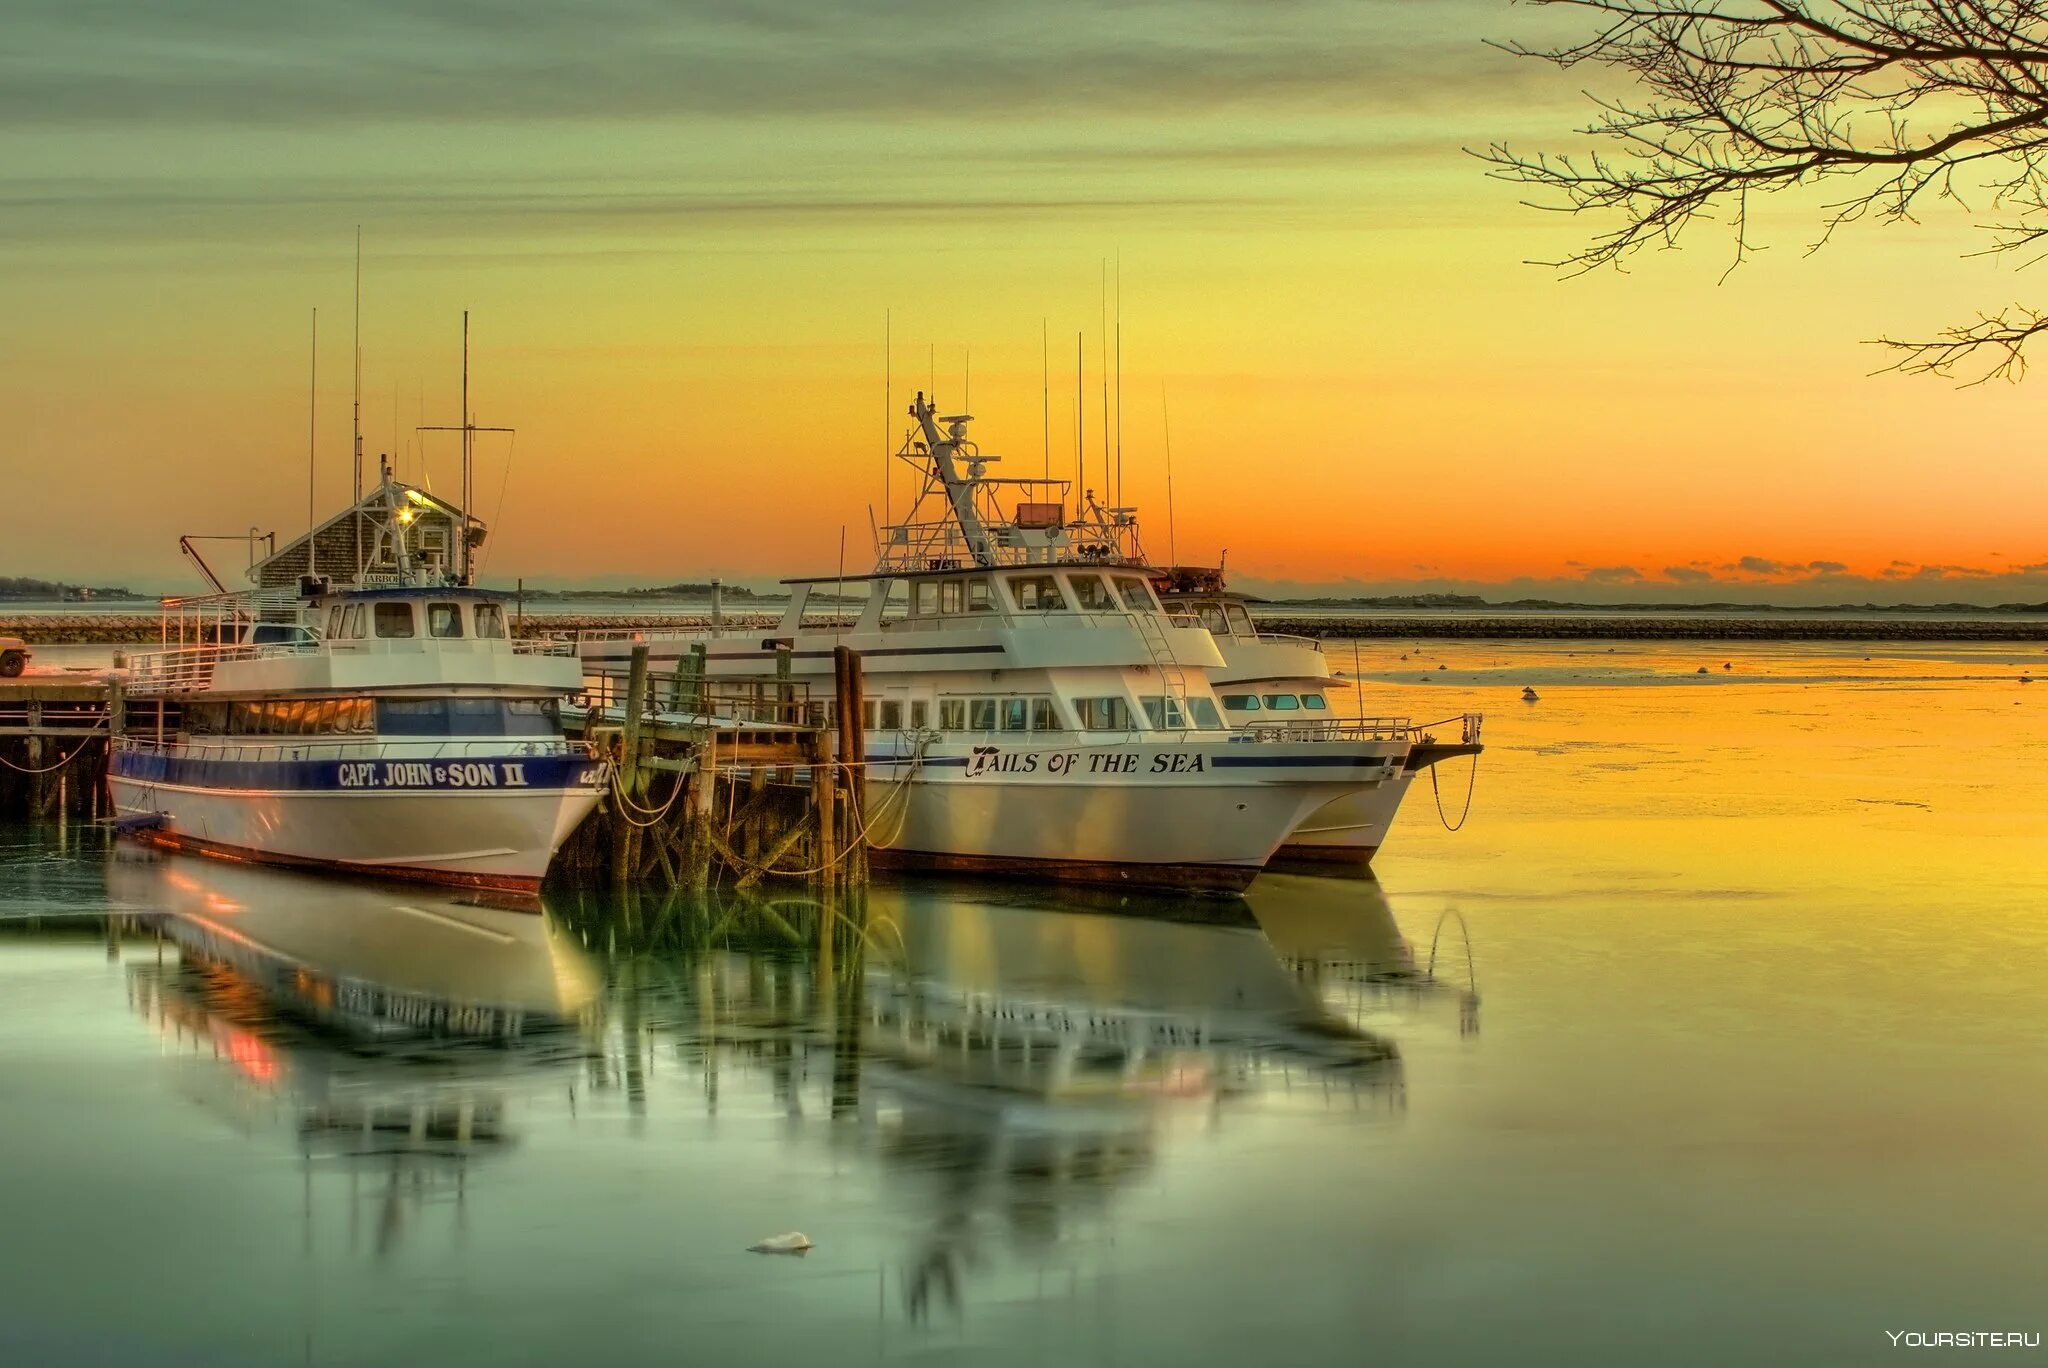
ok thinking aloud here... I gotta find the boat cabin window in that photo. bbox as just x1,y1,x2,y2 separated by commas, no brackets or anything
1225,604,1255,635
1262,694,1302,711
1220,694,1259,711
1112,576,1157,613
1007,574,1065,612
909,700,928,729
1196,604,1230,634
376,697,560,737
966,578,995,613
325,605,343,638
428,602,465,639
373,602,416,639
934,696,1061,732
1075,696,1131,731
340,604,366,639
1188,698,1225,729
1301,692,1328,711
1067,572,1117,612
474,603,508,639
939,580,964,614
1141,696,1188,730
246,623,314,647
192,698,376,737
913,581,939,616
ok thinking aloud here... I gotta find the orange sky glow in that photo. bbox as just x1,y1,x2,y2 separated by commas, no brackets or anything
5,1,2046,604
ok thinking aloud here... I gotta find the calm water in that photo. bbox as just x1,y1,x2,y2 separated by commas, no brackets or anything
1,640,2044,1366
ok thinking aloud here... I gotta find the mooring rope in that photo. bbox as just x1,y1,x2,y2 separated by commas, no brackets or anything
704,736,929,880
1429,750,1480,832
0,716,108,774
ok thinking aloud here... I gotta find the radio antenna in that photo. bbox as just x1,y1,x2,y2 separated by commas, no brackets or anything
1041,318,1050,483
306,307,318,578
1162,383,1177,567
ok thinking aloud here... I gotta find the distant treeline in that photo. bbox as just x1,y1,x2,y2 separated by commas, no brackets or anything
0,576,144,602
515,581,769,601
1266,593,2048,614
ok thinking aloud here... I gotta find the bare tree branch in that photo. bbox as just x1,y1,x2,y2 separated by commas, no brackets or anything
1481,0,2048,379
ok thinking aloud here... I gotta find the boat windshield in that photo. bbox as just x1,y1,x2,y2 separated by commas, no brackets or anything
1068,572,1117,612
1007,574,1066,612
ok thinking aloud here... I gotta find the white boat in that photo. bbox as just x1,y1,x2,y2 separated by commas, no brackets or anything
110,477,607,893
580,394,1409,893
1151,568,1482,868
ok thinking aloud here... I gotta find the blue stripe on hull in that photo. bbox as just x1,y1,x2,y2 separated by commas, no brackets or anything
110,750,605,794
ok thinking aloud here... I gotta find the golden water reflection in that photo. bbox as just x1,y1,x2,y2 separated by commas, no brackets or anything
97,850,1472,1312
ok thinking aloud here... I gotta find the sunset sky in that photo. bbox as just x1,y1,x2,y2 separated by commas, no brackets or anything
7,0,2048,603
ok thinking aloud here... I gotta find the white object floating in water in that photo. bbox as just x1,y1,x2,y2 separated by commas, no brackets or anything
1521,687,1539,702
748,1232,814,1255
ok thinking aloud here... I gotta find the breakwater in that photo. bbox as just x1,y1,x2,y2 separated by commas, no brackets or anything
1255,615,2048,642
8,610,2048,645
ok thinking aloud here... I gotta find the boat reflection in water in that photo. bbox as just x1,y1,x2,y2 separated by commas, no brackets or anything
109,849,600,1258
848,877,1432,1321
106,849,1473,1317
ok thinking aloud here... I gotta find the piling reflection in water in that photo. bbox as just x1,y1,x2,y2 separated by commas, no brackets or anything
94,849,1474,1317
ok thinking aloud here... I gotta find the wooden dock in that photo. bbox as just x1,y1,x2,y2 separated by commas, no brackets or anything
0,679,126,821
555,643,869,892
0,648,866,892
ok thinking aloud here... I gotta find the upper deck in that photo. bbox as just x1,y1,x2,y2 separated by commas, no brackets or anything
125,587,578,697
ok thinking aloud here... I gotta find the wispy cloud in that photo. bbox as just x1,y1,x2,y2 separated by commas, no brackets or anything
3,1,1528,129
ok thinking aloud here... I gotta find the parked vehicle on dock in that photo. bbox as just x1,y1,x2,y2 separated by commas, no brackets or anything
0,638,29,677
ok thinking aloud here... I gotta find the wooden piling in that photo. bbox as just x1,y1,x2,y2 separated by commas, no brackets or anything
610,643,651,885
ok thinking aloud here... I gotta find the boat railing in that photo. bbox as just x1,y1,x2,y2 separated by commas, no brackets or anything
113,736,598,760
579,665,816,731
1413,712,1485,747
508,637,577,656
1238,716,1415,743
123,642,318,694
1254,630,1324,651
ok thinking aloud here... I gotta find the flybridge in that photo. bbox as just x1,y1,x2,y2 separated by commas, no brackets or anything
875,393,1145,574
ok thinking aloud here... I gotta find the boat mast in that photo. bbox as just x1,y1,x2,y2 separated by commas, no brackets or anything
307,307,318,579
417,312,511,586
352,227,363,583
461,311,471,582
911,393,993,566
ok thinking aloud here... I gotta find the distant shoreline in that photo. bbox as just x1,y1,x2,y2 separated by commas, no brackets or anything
9,610,2048,646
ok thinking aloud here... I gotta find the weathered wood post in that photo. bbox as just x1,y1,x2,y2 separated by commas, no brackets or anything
685,736,716,892
809,731,837,885
688,642,708,716
774,642,795,787
106,676,124,816
610,643,650,886
833,646,867,885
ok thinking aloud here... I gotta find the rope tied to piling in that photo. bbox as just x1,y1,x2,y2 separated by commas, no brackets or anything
0,715,108,774
706,734,929,880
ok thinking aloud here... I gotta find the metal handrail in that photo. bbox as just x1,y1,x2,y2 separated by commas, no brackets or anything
114,736,596,760
579,666,815,730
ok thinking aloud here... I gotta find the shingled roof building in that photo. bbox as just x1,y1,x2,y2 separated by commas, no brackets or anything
251,475,480,592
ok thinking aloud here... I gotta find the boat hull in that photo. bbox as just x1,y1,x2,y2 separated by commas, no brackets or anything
109,752,605,892
856,737,1403,892
1271,773,1413,869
